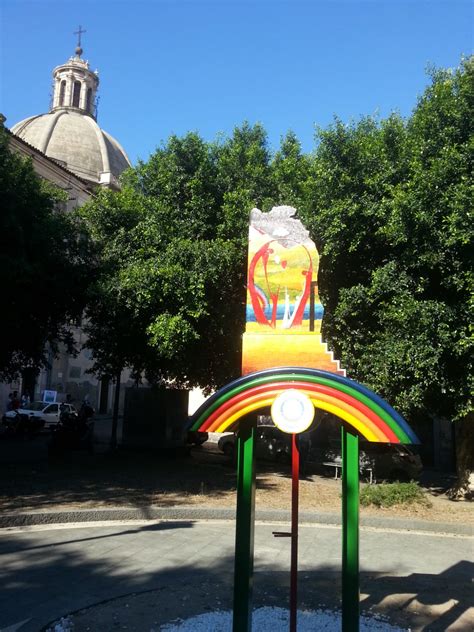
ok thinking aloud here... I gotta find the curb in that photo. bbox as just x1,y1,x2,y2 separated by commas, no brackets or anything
0,506,471,536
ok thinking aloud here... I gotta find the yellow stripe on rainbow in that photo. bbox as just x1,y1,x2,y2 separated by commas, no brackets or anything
209,388,385,442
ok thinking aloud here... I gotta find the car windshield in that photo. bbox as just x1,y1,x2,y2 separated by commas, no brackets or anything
25,402,48,411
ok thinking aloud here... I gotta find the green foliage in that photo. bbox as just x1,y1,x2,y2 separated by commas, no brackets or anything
301,57,473,423
215,122,274,243
272,131,311,210
360,482,431,508
80,123,280,388
0,126,91,379
80,57,472,428
81,121,319,389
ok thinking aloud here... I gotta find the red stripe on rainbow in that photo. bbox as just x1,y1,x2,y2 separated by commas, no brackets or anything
200,381,399,443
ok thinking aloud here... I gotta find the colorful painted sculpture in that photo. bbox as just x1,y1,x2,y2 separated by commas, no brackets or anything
190,368,418,443
188,368,419,632
242,206,344,375
187,206,419,632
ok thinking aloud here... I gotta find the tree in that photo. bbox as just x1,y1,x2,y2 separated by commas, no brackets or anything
0,125,91,381
81,61,472,493
80,124,315,394
300,57,473,496
80,124,279,394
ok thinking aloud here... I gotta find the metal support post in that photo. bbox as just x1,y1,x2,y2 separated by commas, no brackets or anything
233,416,256,632
341,427,360,631
290,433,300,632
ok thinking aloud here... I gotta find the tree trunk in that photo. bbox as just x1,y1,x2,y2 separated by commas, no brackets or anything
110,370,121,451
449,412,474,500
99,376,110,414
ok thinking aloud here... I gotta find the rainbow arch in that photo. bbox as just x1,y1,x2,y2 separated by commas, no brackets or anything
189,368,419,444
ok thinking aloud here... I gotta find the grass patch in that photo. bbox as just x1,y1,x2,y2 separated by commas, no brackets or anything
360,482,432,508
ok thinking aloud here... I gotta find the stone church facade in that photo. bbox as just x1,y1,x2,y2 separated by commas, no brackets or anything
2,39,133,414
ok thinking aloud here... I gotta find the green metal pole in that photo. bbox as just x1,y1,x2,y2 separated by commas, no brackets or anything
341,426,360,632
290,433,300,632
233,415,256,632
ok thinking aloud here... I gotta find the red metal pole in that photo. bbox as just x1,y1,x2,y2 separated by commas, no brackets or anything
290,433,299,632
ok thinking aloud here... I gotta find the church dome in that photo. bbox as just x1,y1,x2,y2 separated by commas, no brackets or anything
11,38,130,187
12,111,131,185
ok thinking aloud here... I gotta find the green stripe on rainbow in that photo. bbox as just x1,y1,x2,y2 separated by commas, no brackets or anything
188,368,419,444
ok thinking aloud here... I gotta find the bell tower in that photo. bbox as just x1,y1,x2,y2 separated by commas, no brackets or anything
51,26,99,119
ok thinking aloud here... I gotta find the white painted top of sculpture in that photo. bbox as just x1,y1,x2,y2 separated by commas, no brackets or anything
250,206,312,249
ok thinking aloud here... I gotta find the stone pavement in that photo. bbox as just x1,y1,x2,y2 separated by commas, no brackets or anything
0,510,472,632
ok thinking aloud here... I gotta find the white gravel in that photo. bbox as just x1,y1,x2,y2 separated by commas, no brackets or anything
160,607,409,631
46,617,75,632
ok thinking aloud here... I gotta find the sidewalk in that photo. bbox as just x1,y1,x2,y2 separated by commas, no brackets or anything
0,504,472,536
1,514,472,632
1,437,472,631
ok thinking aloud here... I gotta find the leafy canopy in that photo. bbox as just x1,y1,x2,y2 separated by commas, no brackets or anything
0,126,91,379
80,123,311,389
80,57,472,427
300,57,473,422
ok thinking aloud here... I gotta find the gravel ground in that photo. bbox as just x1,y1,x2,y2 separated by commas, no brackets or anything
0,436,471,525
160,607,408,631
48,608,409,632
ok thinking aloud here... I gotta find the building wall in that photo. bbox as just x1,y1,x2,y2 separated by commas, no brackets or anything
3,130,131,414
8,134,93,210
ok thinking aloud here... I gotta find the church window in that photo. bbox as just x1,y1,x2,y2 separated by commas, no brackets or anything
72,81,81,107
59,80,66,106
69,366,82,378
86,87,92,113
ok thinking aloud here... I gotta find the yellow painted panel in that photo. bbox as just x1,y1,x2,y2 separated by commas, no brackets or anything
242,332,344,376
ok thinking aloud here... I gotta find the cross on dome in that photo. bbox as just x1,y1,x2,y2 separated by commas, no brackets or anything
74,25,86,57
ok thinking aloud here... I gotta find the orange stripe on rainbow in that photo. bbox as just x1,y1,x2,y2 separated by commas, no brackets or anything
203,381,397,442
188,368,419,445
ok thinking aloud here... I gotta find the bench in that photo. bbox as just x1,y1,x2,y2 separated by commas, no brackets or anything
322,461,374,484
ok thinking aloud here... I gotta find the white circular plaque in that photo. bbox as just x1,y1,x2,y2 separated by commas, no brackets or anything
271,389,315,434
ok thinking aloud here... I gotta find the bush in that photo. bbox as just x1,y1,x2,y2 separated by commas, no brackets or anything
360,482,431,508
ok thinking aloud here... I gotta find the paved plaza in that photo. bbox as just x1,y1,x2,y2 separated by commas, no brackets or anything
0,515,472,631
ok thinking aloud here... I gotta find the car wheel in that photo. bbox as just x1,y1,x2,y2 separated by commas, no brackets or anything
223,442,234,458
276,450,291,464
389,469,410,483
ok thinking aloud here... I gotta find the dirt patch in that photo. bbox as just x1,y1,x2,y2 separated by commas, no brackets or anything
0,439,472,525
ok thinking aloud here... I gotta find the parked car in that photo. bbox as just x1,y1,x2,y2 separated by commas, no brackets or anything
361,443,422,481
217,422,422,481
2,402,76,430
0,409,45,437
310,442,422,482
218,426,310,463
218,433,236,457
187,430,209,446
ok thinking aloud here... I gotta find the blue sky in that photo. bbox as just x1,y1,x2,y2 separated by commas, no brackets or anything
1,1,472,165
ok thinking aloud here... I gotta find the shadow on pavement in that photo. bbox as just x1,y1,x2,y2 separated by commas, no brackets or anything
0,437,279,513
2,521,195,553
360,560,474,631
0,525,471,632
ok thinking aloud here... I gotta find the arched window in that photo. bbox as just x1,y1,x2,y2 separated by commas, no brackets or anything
86,87,92,114
59,80,66,106
72,81,81,107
